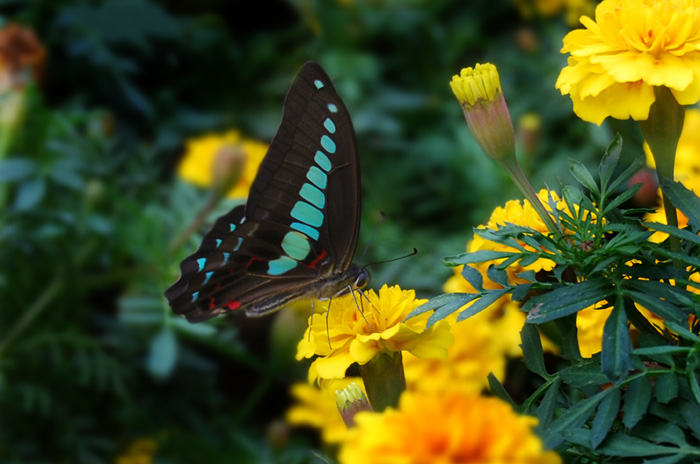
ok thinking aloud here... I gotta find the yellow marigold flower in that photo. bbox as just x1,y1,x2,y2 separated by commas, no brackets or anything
114,438,158,464
556,0,700,125
338,391,562,464
177,130,267,198
286,378,365,444
296,284,454,382
466,189,569,279
450,63,516,161
403,308,515,394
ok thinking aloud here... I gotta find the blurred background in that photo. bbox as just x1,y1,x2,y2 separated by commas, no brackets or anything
0,0,645,462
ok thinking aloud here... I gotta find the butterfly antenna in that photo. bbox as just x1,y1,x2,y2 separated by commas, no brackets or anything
358,211,386,263
363,248,418,269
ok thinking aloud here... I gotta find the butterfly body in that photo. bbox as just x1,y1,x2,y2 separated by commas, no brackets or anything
165,62,368,323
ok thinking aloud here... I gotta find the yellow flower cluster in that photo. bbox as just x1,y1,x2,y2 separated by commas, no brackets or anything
339,391,561,464
296,285,453,382
556,0,700,125
177,130,268,198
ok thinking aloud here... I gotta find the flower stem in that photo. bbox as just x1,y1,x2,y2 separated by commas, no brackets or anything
639,86,684,256
498,156,563,241
359,350,406,412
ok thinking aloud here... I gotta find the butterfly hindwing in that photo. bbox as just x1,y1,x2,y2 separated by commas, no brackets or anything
165,62,364,322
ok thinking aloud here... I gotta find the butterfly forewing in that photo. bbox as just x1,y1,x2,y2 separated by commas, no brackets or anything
246,62,361,271
165,62,364,322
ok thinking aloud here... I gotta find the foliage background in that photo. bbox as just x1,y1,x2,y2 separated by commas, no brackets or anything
0,0,650,462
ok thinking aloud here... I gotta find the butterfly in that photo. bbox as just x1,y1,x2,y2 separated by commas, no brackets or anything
165,62,369,323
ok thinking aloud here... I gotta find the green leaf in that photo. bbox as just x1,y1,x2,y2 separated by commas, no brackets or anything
680,402,700,440
570,159,600,195
654,373,679,404
14,178,46,211
598,134,623,191
454,289,509,323
461,265,483,291
524,279,612,324
147,325,178,380
487,373,515,407
486,265,509,287
661,179,700,228
536,377,561,425
634,346,691,356
607,157,645,194
601,297,632,381
688,354,700,406
601,184,640,216
555,313,583,360
542,388,612,448
597,433,683,457
638,455,687,464
429,297,474,326
443,250,515,266
663,321,700,343
0,158,37,182
405,293,475,320
521,323,548,378
559,361,609,388
591,387,621,449
623,375,652,428
645,221,700,247
633,421,688,448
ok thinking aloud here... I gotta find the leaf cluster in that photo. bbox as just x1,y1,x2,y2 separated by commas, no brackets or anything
411,135,700,461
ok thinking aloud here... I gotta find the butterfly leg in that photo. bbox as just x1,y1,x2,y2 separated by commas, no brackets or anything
349,286,373,332
359,290,380,314
325,298,333,349
307,300,316,342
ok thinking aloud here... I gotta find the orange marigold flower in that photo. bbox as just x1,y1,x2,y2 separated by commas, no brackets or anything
338,391,561,464
296,285,453,382
556,0,700,125
177,130,267,198
0,23,45,87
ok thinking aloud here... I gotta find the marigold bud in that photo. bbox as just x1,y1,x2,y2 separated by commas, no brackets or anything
450,63,516,162
211,143,246,195
336,382,372,428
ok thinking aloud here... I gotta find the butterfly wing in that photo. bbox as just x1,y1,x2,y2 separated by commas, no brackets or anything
165,62,362,322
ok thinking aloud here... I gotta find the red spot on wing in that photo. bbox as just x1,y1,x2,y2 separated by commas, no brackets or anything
224,300,241,311
208,297,217,310
308,249,328,269
246,257,262,269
